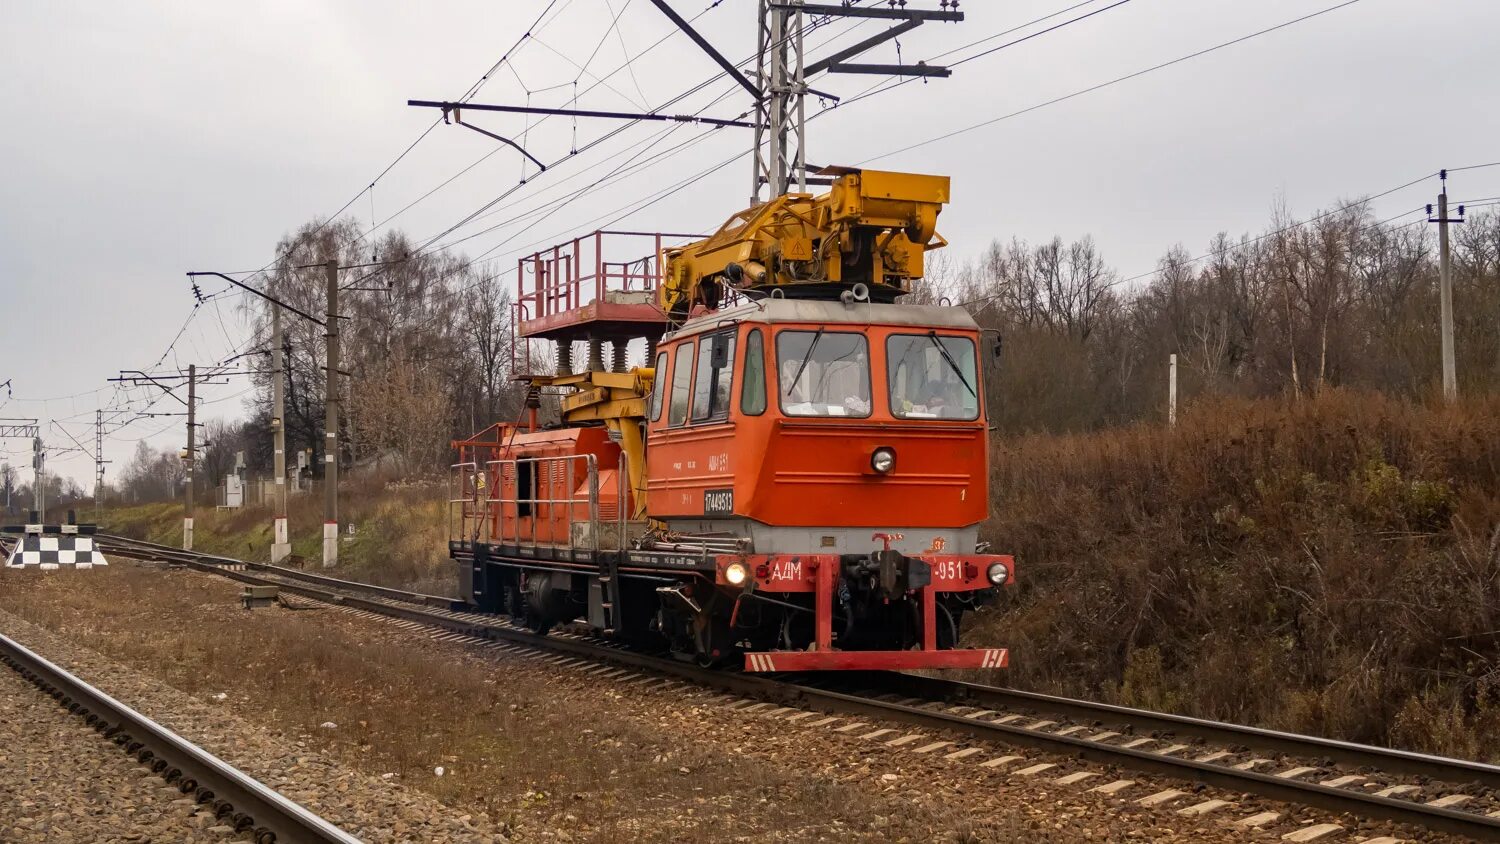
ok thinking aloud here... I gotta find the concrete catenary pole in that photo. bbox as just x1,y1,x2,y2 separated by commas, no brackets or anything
271,305,291,563
323,259,340,567
184,363,196,550
95,409,104,522
32,435,44,523
1437,190,1457,404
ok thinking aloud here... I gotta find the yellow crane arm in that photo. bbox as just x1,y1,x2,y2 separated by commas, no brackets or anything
658,167,950,320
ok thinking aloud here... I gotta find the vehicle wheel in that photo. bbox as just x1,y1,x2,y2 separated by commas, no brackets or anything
693,615,735,668
504,581,525,622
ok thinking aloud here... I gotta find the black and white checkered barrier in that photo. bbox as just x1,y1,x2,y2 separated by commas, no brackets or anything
4,526,109,569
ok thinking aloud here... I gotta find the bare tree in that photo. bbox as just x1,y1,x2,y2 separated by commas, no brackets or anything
350,350,455,476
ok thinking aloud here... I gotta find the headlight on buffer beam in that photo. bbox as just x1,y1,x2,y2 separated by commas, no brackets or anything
725,562,749,586
986,563,1009,586
870,447,896,474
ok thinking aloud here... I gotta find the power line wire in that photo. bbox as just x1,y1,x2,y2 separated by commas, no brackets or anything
1111,172,1439,287
352,0,735,246
404,5,870,256
856,0,1369,165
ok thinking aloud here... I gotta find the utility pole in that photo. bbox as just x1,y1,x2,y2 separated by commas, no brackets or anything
109,367,228,539
0,419,41,522
271,305,291,563
749,2,960,202
187,268,332,557
93,409,109,523
1168,353,1178,427
409,3,959,205
1428,170,1466,404
183,363,196,550
47,417,110,522
751,0,802,202
32,436,44,523
323,259,340,567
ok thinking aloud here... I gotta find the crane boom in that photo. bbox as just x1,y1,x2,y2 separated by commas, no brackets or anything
658,167,950,320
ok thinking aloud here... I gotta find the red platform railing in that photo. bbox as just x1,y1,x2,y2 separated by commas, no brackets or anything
511,230,702,373
516,230,701,326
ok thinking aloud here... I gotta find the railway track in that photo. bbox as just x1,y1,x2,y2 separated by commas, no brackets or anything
98,533,1500,842
0,625,360,844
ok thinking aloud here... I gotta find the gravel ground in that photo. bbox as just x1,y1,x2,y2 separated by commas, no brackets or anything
0,656,231,843
0,609,506,843
0,564,1456,843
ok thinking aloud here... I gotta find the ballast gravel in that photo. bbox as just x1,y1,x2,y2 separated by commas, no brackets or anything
0,658,226,843
0,609,507,844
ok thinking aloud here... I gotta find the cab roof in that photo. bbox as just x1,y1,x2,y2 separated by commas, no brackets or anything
666,298,978,341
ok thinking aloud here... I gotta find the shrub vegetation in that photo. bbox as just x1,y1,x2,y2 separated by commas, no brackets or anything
973,390,1500,758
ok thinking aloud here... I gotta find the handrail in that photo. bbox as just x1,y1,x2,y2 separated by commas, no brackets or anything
484,454,599,553
617,451,627,547
516,231,696,322
447,461,483,544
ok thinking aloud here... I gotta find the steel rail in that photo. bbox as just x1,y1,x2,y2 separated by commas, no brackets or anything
0,630,361,844
96,536,1500,841
834,670,1500,792
97,535,458,609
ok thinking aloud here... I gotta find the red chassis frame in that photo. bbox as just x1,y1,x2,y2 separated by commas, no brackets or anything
715,551,1015,672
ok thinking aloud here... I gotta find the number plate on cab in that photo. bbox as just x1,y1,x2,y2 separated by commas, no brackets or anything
703,488,734,516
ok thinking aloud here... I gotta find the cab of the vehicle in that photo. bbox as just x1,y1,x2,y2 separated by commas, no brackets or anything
643,298,989,558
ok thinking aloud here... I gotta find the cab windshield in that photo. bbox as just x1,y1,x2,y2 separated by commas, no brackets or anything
776,330,872,417
887,334,980,420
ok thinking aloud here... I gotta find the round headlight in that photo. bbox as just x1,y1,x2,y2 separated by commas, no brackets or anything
986,562,1009,586
725,562,749,586
870,447,896,474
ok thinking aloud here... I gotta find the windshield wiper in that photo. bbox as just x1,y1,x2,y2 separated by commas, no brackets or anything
786,326,825,399
928,330,977,398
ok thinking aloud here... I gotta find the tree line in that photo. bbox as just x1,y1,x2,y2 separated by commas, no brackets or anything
924,201,1500,433
110,217,528,503
0,462,90,518
233,218,526,481
112,194,1500,502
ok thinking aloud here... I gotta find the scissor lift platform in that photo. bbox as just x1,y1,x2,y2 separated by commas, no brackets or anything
514,230,702,350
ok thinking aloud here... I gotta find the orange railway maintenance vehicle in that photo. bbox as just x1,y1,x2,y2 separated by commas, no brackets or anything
448,167,1014,671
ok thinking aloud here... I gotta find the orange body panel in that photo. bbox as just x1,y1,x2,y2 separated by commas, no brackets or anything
646,321,988,529
481,428,622,546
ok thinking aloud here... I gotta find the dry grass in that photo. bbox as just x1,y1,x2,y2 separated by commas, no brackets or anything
102,391,1500,765
967,389,1500,759
0,565,1001,842
104,473,455,596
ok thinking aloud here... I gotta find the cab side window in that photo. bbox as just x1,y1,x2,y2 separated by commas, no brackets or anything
668,340,694,427
648,351,668,421
691,330,736,423
741,329,766,416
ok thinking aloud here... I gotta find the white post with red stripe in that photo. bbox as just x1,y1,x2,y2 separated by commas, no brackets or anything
322,521,338,567
321,259,340,568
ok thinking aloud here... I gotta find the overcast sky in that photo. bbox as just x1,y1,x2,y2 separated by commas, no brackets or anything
3,0,1498,487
